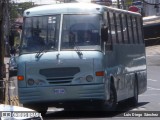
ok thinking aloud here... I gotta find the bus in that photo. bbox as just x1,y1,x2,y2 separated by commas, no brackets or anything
14,3,147,113
143,16,160,46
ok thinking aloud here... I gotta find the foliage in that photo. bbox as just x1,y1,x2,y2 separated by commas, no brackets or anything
9,2,35,21
18,2,35,14
9,3,18,22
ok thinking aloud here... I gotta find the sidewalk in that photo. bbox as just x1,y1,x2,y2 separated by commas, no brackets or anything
146,45,160,56
4,57,20,106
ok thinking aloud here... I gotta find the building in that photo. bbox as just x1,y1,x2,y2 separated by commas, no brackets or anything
143,0,160,16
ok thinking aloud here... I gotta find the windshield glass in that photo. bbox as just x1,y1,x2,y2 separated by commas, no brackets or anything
20,15,60,54
61,14,101,50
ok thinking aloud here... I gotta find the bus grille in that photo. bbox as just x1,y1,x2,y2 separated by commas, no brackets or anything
46,77,74,84
39,67,80,84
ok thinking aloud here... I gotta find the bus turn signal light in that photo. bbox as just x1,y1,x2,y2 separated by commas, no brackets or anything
17,75,24,81
96,71,104,76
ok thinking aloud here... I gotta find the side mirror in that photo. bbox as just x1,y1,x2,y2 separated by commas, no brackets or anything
101,26,108,43
19,25,22,30
9,30,15,47
101,26,112,51
10,47,16,56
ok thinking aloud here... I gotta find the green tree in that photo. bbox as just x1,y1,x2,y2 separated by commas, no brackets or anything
9,2,19,22
0,0,8,103
18,2,35,15
9,2,35,22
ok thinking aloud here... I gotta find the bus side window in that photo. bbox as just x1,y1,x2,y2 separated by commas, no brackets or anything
137,18,143,43
121,14,128,44
128,15,134,44
109,12,116,44
132,17,138,44
102,11,113,51
116,13,123,44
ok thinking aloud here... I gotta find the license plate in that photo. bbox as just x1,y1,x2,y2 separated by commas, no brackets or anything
54,88,65,94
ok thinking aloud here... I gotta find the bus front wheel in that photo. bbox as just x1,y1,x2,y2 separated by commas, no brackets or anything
105,83,117,111
98,83,117,111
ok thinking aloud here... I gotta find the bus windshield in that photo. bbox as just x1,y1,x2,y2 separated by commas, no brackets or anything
20,14,101,54
21,15,60,54
61,14,101,50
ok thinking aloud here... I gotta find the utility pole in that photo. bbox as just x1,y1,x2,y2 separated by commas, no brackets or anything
155,0,160,15
117,0,120,8
0,0,7,103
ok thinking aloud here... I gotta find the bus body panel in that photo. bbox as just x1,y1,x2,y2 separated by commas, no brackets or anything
19,84,105,105
105,44,146,101
18,51,110,105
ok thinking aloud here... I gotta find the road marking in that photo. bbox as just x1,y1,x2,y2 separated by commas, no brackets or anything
146,55,160,57
48,107,63,112
140,94,160,96
132,107,146,111
148,79,157,82
147,87,160,90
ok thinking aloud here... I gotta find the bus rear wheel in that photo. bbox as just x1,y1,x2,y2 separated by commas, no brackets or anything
128,79,138,106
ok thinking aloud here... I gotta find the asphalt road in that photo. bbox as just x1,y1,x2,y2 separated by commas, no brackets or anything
7,45,160,120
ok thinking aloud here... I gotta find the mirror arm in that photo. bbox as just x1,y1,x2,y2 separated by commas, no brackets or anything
103,41,106,55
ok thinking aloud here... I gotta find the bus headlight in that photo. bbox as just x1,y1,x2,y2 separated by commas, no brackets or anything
86,75,93,82
27,78,34,85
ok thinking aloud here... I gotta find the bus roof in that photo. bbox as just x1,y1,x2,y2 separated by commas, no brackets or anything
23,3,141,17
24,3,103,16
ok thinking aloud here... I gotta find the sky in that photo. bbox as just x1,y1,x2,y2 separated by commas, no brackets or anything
12,0,92,4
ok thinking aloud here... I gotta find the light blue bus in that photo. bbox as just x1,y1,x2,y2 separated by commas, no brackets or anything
15,3,147,113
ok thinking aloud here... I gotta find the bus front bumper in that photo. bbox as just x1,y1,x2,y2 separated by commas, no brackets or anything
19,84,106,106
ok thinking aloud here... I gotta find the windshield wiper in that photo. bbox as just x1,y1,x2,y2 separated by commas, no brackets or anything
35,46,46,58
74,43,83,56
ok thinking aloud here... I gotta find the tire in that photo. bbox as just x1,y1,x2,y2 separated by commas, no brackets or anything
99,83,117,111
64,106,75,111
64,106,88,111
106,84,117,111
128,79,138,106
